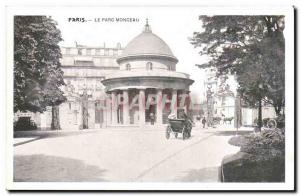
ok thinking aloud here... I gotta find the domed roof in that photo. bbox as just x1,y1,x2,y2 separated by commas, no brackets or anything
118,20,178,62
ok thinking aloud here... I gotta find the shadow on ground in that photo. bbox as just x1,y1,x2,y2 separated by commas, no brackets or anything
14,154,107,182
176,167,221,182
14,130,95,138
14,131,96,146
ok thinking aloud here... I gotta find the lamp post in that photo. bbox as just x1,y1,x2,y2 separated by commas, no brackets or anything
234,92,242,135
257,83,264,132
233,74,242,134
206,85,214,127
78,87,93,129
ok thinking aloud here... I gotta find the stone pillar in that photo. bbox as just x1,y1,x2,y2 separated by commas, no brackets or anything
77,103,82,129
123,90,130,125
106,95,112,126
139,89,146,126
171,89,177,117
156,89,163,124
40,113,48,131
183,91,189,113
88,101,95,129
111,91,118,125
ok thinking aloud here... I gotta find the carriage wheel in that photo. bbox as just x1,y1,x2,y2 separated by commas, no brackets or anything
166,126,171,139
267,119,277,129
187,131,191,138
175,133,178,138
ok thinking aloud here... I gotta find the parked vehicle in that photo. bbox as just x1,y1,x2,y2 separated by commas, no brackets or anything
166,118,192,140
257,115,285,129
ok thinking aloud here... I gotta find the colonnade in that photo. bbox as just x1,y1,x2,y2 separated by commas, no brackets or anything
106,88,187,126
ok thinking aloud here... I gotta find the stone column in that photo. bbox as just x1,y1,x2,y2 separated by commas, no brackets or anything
106,95,111,126
156,89,163,124
88,101,95,129
185,91,190,114
179,90,188,113
171,89,177,117
111,91,118,125
77,103,82,129
40,112,48,131
123,90,130,125
139,89,146,126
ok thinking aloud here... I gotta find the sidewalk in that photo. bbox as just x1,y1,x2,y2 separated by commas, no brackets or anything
193,123,255,131
192,125,254,137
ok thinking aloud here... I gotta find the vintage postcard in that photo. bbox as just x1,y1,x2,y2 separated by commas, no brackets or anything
6,5,295,191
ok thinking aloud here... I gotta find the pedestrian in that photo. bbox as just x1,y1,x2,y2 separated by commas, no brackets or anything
202,117,207,128
221,113,225,124
150,112,155,125
180,111,192,138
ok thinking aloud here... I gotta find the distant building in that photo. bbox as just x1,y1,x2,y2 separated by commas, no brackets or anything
202,68,277,126
59,42,123,129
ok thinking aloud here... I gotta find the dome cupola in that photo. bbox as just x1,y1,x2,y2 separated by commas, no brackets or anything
117,20,178,64
102,20,193,93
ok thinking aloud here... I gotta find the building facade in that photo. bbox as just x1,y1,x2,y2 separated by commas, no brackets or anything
58,42,123,129
101,22,194,127
202,67,277,127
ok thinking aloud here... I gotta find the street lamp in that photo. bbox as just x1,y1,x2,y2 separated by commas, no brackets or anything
257,82,264,131
78,87,93,129
206,85,214,127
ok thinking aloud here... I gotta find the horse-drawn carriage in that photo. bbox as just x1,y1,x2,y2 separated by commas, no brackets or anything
165,118,192,140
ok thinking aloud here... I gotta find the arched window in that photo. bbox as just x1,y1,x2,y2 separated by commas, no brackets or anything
126,63,131,70
146,62,153,70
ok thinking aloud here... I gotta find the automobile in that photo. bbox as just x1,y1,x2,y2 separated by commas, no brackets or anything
166,118,192,140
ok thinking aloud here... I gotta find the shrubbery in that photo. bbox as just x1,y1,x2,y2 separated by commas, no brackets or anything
240,128,285,157
224,128,285,182
14,117,37,131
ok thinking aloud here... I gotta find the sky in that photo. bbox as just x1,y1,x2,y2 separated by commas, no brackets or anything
50,7,212,102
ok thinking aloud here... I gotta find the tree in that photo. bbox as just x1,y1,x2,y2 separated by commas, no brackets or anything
14,16,66,129
43,74,66,130
190,16,285,130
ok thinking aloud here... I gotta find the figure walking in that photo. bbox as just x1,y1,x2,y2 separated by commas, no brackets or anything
202,117,207,128
150,112,155,125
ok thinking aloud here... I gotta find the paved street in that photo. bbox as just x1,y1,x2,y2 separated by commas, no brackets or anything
14,126,245,182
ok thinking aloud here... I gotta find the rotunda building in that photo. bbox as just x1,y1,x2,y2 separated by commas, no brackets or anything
101,21,194,126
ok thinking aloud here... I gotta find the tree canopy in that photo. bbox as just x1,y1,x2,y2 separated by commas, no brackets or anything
190,16,285,115
14,16,66,113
